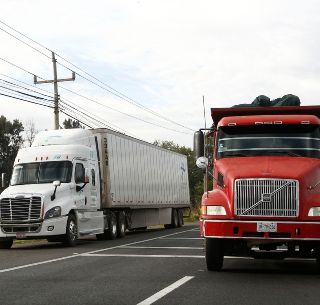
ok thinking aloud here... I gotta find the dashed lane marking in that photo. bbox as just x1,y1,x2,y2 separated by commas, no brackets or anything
81,254,204,258
136,276,194,305
0,228,197,273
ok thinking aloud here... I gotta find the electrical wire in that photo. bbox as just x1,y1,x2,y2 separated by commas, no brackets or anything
0,92,53,109
0,57,45,80
0,18,194,132
0,78,53,99
59,85,192,135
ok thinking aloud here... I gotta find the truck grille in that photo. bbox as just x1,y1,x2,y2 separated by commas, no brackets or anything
234,179,299,217
0,196,42,223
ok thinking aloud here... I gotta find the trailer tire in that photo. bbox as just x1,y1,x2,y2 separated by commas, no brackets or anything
0,239,13,249
107,212,117,240
63,214,78,247
177,209,183,227
205,238,224,271
172,209,179,228
117,211,126,238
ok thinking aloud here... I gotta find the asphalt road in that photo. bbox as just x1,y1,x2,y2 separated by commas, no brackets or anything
0,223,320,305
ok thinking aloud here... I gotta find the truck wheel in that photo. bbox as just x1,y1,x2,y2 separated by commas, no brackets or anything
177,209,183,227
0,239,13,249
117,211,126,238
205,238,224,271
107,212,117,240
63,214,78,247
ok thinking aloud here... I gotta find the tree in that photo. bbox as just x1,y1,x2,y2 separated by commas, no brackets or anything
24,120,38,147
153,140,203,208
63,119,83,129
0,116,24,185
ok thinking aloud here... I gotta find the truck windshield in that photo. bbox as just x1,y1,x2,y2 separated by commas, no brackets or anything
11,161,73,185
216,124,320,159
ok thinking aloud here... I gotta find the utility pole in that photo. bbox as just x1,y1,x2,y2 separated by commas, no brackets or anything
34,52,75,129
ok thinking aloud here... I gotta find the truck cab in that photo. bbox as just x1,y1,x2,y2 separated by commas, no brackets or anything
195,105,320,270
0,129,104,248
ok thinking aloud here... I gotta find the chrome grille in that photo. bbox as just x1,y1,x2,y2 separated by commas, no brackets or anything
234,179,299,217
0,196,42,223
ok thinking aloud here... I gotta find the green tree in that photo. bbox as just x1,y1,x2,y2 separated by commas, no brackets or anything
153,140,203,208
0,116,24,185
63,118,83,129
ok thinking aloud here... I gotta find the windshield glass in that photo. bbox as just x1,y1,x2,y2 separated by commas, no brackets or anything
216,124,320,159
11,161,73,185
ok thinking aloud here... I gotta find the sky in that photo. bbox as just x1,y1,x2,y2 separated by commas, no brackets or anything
1,0,320,148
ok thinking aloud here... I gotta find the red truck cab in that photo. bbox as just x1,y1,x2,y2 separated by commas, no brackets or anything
194,105,320,270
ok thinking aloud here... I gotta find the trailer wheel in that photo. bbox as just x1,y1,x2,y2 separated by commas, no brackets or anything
107,212,117,240
63,214,78,247
172,209,179,228
205,238,224,271
177,209,184,227
117,211,126,238
0,239,13,249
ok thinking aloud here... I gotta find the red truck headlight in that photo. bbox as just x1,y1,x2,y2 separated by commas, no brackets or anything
202,205,227,216
308,207,320,216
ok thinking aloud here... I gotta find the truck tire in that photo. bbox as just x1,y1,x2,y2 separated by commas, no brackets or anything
0,239,13,249
205,238,224,271
107,212,118,240
63,214,78,247
117,211,126,238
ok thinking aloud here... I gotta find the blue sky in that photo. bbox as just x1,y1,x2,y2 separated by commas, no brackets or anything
1,0,320,147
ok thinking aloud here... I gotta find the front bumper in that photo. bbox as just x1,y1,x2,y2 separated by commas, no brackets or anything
201,219,320,241
0,216,68,239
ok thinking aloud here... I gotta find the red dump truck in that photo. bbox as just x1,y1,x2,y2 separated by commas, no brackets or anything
194,105,320,270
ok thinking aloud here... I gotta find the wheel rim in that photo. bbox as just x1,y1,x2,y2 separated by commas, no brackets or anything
112,223,117,235
68,219,77,241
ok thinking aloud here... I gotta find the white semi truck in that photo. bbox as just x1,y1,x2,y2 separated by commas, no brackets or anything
0,128,190,248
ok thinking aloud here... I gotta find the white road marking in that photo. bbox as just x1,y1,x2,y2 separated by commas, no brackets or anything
136,276,194,305
160,237,203,240
0,228,196,273
122,246,203,250
81,254,204,258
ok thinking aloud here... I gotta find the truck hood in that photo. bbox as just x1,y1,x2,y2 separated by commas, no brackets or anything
1,183,71,199
215,156,320,187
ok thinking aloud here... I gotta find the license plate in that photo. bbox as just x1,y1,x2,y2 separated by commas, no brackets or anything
257,222,277,232
16,232,26,239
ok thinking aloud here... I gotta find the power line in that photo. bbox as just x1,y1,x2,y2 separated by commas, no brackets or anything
0,57,45,80
0,78,53,99
0,92,53,109
59,85,192,135
0,18,194,132
0,85,53,103
0,25,51,59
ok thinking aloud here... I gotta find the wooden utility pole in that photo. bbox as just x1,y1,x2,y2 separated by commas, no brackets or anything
34,52,75,129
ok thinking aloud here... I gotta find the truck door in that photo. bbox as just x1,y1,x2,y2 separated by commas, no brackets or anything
74,161,102,234
74,162,90,209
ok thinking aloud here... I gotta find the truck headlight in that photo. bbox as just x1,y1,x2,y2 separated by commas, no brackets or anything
308,207,320,216
44,206,61,219
206,205,227,216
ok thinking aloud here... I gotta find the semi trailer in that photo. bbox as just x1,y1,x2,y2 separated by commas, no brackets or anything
0,128,190,248
194,105,320,270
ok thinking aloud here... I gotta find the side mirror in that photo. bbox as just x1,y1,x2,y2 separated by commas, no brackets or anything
53,180,61,187
196,157,208,170
194,130,204,160
51,180,61,201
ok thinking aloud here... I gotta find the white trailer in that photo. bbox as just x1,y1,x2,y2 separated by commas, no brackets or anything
0,128,190,248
